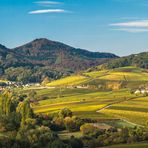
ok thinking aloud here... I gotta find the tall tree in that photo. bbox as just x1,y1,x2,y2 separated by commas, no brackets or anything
17,99,34,126
0,90,13,115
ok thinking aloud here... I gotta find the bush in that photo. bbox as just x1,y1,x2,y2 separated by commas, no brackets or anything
58,108,73,118
64,117,76,132
64,116,84,132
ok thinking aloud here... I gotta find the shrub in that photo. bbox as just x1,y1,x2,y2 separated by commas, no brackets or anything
64,117,76,132
58,108,73,118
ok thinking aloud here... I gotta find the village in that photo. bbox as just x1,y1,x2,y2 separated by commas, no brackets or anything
0,81,41,91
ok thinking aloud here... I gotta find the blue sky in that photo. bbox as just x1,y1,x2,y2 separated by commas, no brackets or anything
0,0,148,56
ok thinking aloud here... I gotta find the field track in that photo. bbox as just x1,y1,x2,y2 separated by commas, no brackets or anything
96,96,146,127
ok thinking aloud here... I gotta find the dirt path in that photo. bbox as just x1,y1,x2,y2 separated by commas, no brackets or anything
96,96,145,127
121,118,144,127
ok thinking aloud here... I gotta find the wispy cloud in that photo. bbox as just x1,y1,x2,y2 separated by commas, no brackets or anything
34,1,61,5
110,19,148,33
29,9,66,14
111,20,148,27
113,28,148,33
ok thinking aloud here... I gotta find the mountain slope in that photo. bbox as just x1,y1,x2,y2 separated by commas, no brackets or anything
11,38,118,71
0,44,21,69
0,44,9,56
0,38,118,82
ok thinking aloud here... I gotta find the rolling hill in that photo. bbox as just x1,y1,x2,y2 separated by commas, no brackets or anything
102,52,148,69
47,66,148,89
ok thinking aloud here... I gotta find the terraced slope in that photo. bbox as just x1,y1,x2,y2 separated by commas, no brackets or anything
47,66,148,87
47,75,88,87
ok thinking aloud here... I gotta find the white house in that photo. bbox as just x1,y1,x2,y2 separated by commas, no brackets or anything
135,88,148,95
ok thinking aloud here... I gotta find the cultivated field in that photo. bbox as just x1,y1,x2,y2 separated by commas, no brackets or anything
47,66,148,87
100,96,148,126
16,66,148,128
47,75,88,87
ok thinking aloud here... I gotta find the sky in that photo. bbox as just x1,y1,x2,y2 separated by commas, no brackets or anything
0,0,148,56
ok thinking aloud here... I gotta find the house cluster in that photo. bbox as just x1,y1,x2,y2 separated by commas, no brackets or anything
6,81,23,88
24,83,40,87
66,85,89,89
0,81,41,91
134,88,148,95
75,85,89,89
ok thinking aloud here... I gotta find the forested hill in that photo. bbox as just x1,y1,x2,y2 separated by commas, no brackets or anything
12,38,117,70
0,44,12,57
101,52,148,70
0,38,118,83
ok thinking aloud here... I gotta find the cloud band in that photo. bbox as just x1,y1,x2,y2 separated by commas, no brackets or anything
29,9,65,14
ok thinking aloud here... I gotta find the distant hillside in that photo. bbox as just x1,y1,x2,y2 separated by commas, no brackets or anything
47,66,148,89
102,52,148,69
0,38,118,83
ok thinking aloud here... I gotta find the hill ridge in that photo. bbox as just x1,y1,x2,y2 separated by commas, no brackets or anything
0,38,118,83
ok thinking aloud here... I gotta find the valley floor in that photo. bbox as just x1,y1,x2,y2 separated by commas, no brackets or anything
16,86,148,128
